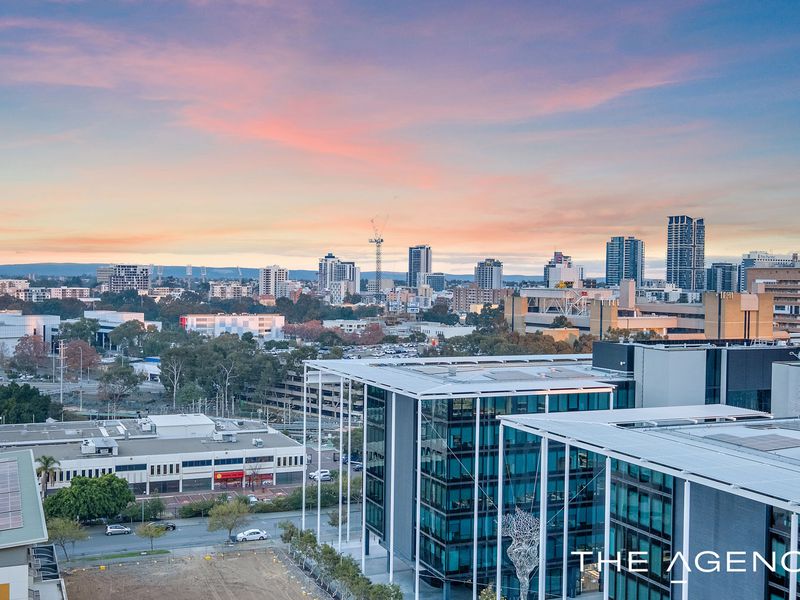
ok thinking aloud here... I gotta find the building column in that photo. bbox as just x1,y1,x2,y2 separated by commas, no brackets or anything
538,437,548,600
603,457,611,600
361,383,368,571
389,391,397,583
544,393,549,414
681,481,690,600
347,380,353,543
317,370,323,538
495,423,505,600
790,512,798,600
472,396,481,600
609,390,615,411
338,376,344,551
562,443,570,600
415,397,423,600
301,364,307,531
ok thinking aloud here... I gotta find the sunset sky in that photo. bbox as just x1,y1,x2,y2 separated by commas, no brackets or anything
1,1,799,276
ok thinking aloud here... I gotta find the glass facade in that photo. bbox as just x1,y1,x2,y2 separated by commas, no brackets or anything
608,460,674,600
767,507,799,600
363,380,631,596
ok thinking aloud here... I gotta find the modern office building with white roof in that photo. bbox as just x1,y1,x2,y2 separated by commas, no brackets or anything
301,354,637,599
497,406,800,600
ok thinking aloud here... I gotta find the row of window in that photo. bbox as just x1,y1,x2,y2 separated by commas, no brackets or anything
151,463,180,476
57,467,114,482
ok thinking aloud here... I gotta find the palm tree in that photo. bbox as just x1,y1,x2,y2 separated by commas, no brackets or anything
36,455,60,498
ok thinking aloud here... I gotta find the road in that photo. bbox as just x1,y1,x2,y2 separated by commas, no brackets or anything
65,507,363,560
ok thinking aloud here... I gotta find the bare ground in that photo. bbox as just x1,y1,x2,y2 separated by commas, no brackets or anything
64,550,318,600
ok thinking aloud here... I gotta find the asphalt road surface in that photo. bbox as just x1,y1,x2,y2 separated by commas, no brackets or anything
65,507,363,560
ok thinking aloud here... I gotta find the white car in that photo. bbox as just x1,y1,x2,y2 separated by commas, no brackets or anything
235,528,268,542
105,524,132,536
308,469,331,481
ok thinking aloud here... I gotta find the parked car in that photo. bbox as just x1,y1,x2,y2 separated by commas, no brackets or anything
308,469,330,481
247,495,259,505
235,528,268,542
147,521,177,531
350,461,363,472
105,524,132,536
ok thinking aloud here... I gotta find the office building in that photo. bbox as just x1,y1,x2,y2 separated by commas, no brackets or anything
258,265,289,298
318,253,361,294
544,252,584,288
209,281,253,300
451,285,511,313
179,313,285,340
475,259,504,289
0,415,305,494
302,355,636,597
96,264,151,294
666,215,705,291
746,267,800,333
81,310,162,347
605,236,645,286
0,310,59,354
739,250,799,292
705,262,738,292
408,245,433,288
497,406,798,600
422,272,447,292
0,449,67,600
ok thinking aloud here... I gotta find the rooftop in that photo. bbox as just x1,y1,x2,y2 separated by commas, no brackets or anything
146,414,214,428
0,449,48,551
499,406,800,512
307,354,629,399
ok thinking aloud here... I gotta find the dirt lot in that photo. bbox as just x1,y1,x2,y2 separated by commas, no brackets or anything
64,550,315,600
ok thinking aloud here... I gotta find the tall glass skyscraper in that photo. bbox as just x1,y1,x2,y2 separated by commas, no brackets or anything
605,236,645,286
408,245,433,288
666,215,705,291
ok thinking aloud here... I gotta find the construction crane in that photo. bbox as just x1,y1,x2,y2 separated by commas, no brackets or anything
200,266,207,283
369,218,384,300
156,265,164,286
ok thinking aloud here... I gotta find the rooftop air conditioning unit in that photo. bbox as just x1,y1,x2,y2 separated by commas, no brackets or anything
252,438,264,448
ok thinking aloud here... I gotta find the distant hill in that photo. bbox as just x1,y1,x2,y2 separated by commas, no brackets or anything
0,263,542,283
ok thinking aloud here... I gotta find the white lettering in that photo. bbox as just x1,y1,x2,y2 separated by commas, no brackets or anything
780,551,800,574
667,551,690,576
628,551,648,573
572,551,594,573
727,551,747,573
694,551,721,573
598,552,622,572
752,551,777,573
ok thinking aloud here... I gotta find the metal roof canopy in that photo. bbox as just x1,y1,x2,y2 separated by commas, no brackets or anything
305,355,621,400
498,406,800,513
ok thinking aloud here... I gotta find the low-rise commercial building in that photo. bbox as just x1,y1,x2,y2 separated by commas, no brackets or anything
0,449,66,600
179,313,285,341
0,415,305,494
0,310,59,354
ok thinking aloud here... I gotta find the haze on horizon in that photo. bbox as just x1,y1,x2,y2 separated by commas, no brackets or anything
1,1,799,277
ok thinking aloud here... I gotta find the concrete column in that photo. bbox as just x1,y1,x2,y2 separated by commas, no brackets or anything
538,437,548,600
790,512,798,600
603,457,611,600
562,443,569,600
681,481,691,600
302,363,307,530
472,396,481,600
415,397,423,599
609,390,615,411
317,370,323,538
338,376,344,551
347,380,352,543
389,391,397,583
361,383,368,571
495,423,505,600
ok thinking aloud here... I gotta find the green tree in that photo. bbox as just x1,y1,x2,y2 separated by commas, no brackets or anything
136,522,167,551
99,359,144,412
109,320,146,355
47,517,87,560
59,318,100,344
421,303,459,325
0,383,55,423
551,315,574,328
207,500,250,541
176,381,205,408
35,455,60,498
43,474,134,522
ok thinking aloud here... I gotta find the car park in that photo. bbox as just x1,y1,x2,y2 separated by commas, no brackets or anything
235,528,268,542
105,524,132,536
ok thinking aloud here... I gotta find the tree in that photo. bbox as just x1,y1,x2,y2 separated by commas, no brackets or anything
176,381,205,409
551,315,574,328
59,318,100,344
207,500,250,541
11,334,47,374
109,320,146,354
63,340,100,378
0,383,55,423
136,522,167,551
328,510,347,527
36,455,60,498
47,517,87,560
161,346,188,409
99,359,144,414
43,474,135,522
422,303,459,325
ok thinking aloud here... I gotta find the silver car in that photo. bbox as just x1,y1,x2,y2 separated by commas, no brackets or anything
235,528,268,542
105,524,132,536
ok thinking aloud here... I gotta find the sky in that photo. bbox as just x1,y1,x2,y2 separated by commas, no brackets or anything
1,1,799,277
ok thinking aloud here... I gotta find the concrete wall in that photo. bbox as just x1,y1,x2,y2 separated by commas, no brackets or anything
634,346,707,408
771,362,800,418
672,482,768,600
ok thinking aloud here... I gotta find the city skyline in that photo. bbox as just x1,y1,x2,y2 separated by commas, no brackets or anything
1,2,799,273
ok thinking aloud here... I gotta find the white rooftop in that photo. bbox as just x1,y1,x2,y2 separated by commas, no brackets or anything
146,414,215,427
500,406,800,511
307,354,628,399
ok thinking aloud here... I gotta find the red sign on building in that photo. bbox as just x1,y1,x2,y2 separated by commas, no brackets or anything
214,470,244,481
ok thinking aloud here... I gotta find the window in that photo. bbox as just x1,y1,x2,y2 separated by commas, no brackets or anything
116,464,147,472
182,459,212,468
215,457,244,465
